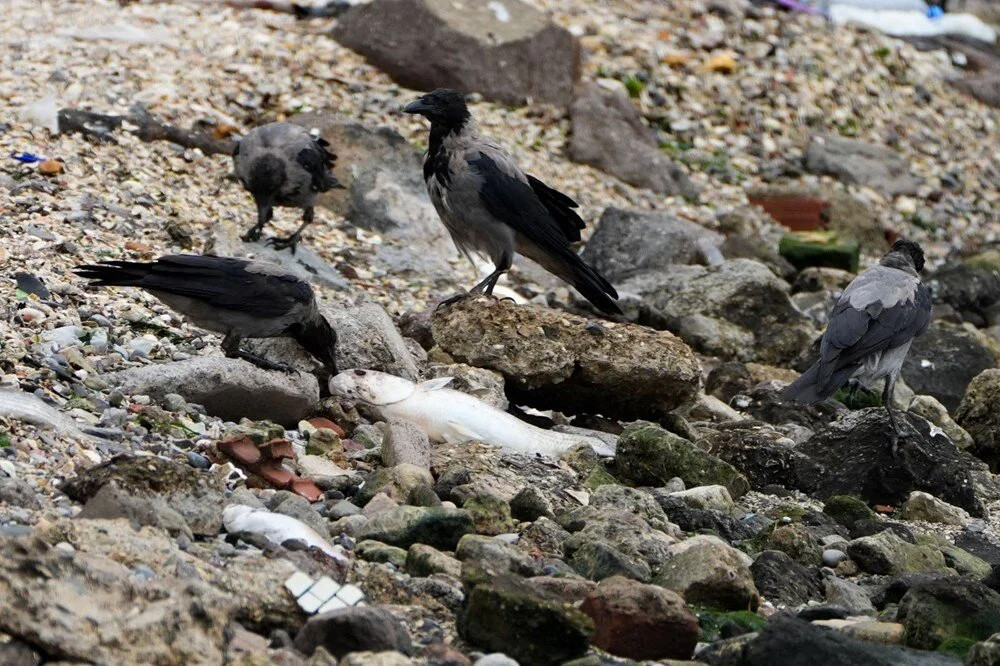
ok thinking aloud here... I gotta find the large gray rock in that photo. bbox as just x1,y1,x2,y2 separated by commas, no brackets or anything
105,357,319,425
431,297,701,420
580,207,723,282
653,537,760,611
382,418,432,469
620,258,815,365
568,83,699,197
897,578,1000,650
61,454,227,538
805,134,920,196
901,321,1000,413
289,115,456,278
331,0,579,106
956,369,1000,471
846,531,949,576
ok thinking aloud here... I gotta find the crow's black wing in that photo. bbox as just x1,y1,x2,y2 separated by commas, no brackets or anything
75,255,312,318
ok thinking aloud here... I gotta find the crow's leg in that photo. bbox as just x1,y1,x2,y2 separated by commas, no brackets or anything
470,252,513,297
267,207,313,253
243,205,272,242
883,376,906,456
221,332,294,373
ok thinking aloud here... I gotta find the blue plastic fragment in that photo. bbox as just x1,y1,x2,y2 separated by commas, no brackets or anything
927,5,943,18
10,151,43,163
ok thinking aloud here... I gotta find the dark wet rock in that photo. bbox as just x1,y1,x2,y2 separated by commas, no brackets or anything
618,259,815,365
0,477,42,509
750,550,823,607
731,382,848,433
509,486,554,522
332,0,578,105
293,606,412,658
928,263,1000,328
563,508,675,575
580,207,723,282
653,538,759,611
105,357,319,426
804,133,920,196
406,543,463,578
897,578,1000,651
356,506,475,550
615,422,750,499
955,532,1000,568
871,573,956,609
796,409,988,517
455,534,540,577
849,518,917,543
431,298,701,420
653,493,772,543
846,531,949,576
579,576,700,660
823,495,877,530
568,83,700,198
706,362,754,404
766,524,822,567
956,369,1000,471
702,420,821,493
356,540,408,567
901,321,1000,413
61,455,225,537
699,615,962,666
569,540,652,582
823,574,877,616
462,492,515,536
459,576,593,666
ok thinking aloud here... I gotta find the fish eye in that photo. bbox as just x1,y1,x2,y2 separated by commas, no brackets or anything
354,369,366,376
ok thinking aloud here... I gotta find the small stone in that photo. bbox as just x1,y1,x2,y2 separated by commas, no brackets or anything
705,52,738,73
667,485,735,513
901,491,970,526
509,486,554,522
38,159,63,175
823,549,848,567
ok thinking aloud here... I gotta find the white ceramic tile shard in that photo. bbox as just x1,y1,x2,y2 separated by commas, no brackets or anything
283,573,366,614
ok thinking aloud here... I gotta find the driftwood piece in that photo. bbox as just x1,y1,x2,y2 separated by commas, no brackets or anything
57,104,237,156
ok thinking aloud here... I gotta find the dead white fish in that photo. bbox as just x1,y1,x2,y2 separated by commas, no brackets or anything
222,504,348,564
0,389,87,438
329,369,616,458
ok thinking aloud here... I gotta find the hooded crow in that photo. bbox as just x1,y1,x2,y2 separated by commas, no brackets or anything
74,255,338,373
404,89,622,315
780,239,931,442
233,122,341,251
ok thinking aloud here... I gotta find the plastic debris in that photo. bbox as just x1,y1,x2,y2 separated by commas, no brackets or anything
829,5,996,42
284,571,366,614
10,152,43,163
20,94,60,134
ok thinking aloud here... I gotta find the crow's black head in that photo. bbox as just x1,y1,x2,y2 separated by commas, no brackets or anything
888,239,925,272
404,89,470,129
292,315,339,376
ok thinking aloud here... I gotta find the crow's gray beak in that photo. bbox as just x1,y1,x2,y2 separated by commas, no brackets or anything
404,99,431,114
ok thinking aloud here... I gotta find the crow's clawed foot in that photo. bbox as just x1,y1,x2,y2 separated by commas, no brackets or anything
242,227,263,243
265,233,302,253
435,292,472,310
231,349,297,373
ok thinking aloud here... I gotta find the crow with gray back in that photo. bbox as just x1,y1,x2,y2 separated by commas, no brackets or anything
780,239,931,446
404,88,622,315
74,255,338,374
233,121,341,251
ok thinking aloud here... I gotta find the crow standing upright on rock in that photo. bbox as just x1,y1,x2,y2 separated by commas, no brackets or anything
404,88,622,315
781,239,932,445
75,255,338,374
233,121,341,251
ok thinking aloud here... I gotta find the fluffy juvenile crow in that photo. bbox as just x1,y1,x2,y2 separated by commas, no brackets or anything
404,89,622,315
233,122,341,251
780,239,931,443
74,255,338,373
